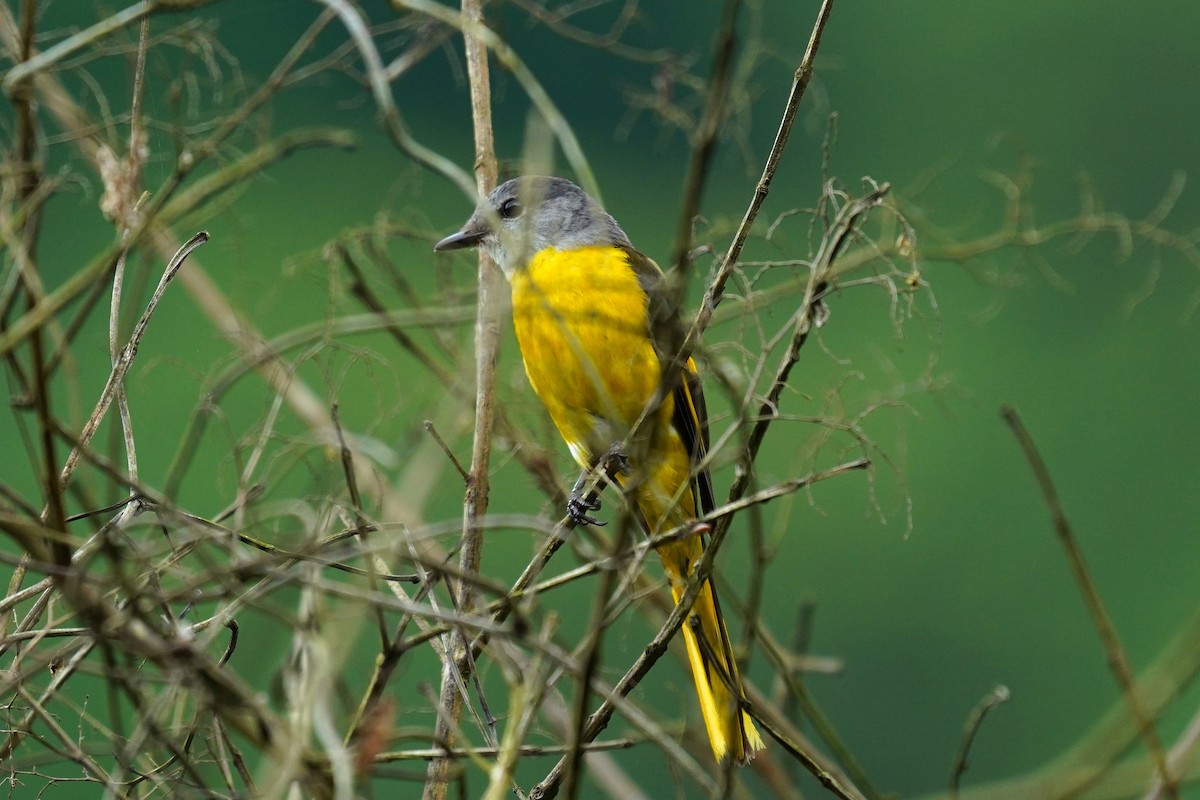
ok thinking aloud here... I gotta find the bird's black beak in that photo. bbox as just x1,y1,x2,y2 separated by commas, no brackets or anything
434,226,485,252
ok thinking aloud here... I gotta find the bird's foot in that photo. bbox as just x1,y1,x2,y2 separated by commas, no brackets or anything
600,445,632,478
565,445,631,526
567,489,605,527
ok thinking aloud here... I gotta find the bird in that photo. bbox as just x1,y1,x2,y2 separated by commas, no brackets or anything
435,176,764,765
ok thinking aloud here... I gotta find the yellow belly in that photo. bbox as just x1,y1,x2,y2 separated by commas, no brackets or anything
510,245,694,530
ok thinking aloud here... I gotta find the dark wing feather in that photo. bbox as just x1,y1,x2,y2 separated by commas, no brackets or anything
676,365,716,516
619,245,716,517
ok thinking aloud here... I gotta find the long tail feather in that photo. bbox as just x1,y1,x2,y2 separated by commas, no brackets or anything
658,537,765,764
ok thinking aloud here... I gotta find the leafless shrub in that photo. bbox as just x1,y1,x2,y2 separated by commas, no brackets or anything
1,2,1197,799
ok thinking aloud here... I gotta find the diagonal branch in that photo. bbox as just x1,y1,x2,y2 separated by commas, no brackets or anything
1001,405,1177,799
693,0,835,338
59,232,208,489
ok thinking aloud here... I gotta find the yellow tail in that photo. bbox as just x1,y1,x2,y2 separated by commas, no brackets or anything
657,535,765,764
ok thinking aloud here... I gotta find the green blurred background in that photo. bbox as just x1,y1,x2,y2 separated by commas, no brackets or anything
5,0,1200,797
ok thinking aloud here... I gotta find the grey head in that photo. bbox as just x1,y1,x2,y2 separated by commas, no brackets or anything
434,176,632,277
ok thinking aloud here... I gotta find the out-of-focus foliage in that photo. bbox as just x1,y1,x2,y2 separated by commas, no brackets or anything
1,1,1198,798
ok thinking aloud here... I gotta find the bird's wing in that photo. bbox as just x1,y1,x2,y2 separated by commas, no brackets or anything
675,359,716,516
620,245,716,517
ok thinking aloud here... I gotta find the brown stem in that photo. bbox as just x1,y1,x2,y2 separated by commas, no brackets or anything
423,0,500,796
1001,405,1177,798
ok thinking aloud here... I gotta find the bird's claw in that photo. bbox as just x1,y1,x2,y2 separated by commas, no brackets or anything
567,491,605,526
566,445,631,526
600,445,631,478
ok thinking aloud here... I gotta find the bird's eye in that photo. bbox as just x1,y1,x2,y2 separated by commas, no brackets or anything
499,198,522,220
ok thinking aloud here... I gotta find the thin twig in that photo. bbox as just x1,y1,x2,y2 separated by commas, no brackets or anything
424,420,470,483
909,606,1200,799
521,468,870,800
666,0,741,282
560,512,637,799
315,0,475,196
694,0,835,337
1001,405,1177,798
1143,703,1200,800
6,0,67,571
527,510,736,799
384,739,638,761
334,241,456,384
107,9,150,505
481,616,559,800
0,0,213,94
60,231,209,487
749,708,861,800
949,685,1010,798
390,0,598,199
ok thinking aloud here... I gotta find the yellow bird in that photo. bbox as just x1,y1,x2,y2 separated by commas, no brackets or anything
435,176,764,765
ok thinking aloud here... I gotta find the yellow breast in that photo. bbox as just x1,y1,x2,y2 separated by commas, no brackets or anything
510,245,667,468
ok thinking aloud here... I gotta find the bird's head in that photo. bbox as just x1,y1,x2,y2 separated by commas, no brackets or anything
434,176,630,277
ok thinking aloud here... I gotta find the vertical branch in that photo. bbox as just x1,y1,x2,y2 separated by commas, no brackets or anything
424,0,499,796
108,11,150,489
11,0,68,561
1000,405,1177,798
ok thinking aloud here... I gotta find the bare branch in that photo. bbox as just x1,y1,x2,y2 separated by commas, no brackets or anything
1001,406,1177,798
